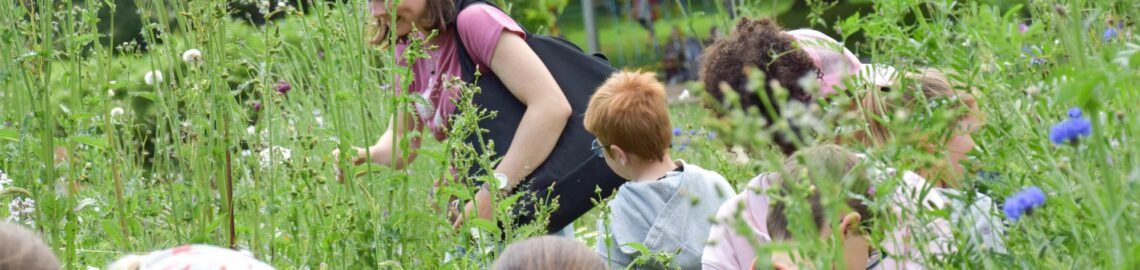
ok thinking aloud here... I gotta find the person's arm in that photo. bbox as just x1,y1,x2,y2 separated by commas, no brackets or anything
362,110,422,169
334,110,422,179
455,30,572,227
485,32,573,189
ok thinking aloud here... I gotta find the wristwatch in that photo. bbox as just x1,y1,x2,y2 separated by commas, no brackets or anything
493,172,511,195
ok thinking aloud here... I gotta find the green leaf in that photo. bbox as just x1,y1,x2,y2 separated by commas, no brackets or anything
69,34,101,48
470,219,501,235
0,128,18,142
622,242,651,255
70,135,109,150
101,219,128,249
132,91,159,102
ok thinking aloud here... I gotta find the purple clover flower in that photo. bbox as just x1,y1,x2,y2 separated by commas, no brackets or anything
1049,107,1092,145
1018,23,1029,33
252,101,262,112
275,80,292,94
1003,186,1046,221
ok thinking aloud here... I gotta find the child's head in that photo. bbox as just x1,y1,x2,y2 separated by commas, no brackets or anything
763,144,873,270
585,70,673,180
0,222,61,270
492,236,607,270
700,18,861,155
857,68,983,186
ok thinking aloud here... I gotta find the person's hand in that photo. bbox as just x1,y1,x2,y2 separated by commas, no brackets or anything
452,186,494,230
331,146,366,182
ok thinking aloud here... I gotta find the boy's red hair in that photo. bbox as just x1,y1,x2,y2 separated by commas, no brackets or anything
585,70,672,162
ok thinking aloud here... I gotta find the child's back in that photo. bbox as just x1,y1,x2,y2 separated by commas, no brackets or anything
598,161,735,269
583,70,735,269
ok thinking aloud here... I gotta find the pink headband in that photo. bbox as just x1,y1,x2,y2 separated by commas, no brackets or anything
786,29,863,96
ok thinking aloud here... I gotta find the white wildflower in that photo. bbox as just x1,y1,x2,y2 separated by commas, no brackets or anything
108,89,116,97
181,48,202,63
258,146,292,168
0,169,11,190
7,197,36,227
678,89,691,100
110,107,125,117
75,198,98,212
144,70,164,85
731,145,750,164
247,126,257,136
313,109,325,129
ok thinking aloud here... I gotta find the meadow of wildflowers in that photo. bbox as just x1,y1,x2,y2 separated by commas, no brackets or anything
2,0,1140,269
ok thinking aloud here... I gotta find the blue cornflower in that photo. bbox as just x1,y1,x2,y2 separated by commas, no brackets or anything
706,131,717,140
1049,107,1092,145
1103,27,1119,41
1003,186,1046,221
689,129,698,136
679,137,692,151
672,127,683,136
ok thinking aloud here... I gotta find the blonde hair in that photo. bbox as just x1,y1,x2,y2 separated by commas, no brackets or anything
584,70,673,162
857,68,981,147
0,223,61,270
492,236,607,270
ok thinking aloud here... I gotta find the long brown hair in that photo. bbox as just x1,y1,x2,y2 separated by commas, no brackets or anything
368,0,457,46
492,236,607,270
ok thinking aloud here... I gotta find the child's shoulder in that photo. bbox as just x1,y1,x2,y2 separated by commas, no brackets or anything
677,161,735,192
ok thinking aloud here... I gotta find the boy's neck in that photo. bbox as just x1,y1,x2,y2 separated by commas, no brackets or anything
631,154,678,183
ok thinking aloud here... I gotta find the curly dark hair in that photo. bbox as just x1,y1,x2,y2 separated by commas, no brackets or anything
700,18,818,155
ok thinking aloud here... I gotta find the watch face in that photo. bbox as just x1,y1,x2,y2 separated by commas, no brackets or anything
494,173,509,190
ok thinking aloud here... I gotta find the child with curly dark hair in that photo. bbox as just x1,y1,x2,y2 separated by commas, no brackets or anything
700,18,865,155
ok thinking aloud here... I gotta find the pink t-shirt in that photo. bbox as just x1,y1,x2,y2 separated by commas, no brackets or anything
393,4,525,141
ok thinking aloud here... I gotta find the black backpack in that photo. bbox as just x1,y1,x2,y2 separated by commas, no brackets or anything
453,0,624,233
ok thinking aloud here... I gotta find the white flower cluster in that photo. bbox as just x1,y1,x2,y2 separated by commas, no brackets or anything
0,169,11,190
7,197,36,227
258,146,292,169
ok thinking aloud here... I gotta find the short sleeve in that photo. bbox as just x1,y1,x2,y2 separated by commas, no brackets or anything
456,4,526,71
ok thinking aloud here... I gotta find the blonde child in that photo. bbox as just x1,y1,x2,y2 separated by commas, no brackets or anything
585,71,736,269
492,236,606,270
0,222,61,270
853,68,1006,258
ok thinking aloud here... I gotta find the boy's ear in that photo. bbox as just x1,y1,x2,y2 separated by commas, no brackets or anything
609,145,628,165
838,212,863,237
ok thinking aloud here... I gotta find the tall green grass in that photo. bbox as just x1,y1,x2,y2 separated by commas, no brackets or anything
1,0,1139,269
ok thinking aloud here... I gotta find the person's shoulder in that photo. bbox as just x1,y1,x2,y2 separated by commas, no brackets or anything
679,162,729,183
456,3,511,26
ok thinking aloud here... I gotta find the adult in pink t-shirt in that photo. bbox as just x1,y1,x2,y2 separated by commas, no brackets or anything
335,1,573,229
